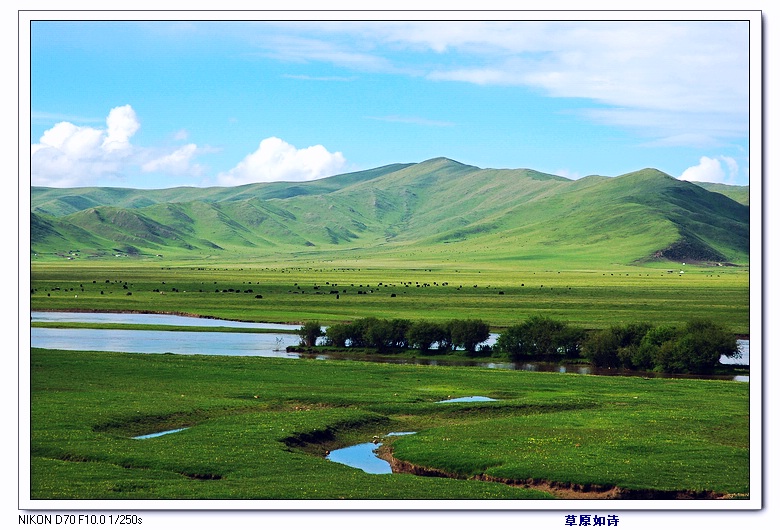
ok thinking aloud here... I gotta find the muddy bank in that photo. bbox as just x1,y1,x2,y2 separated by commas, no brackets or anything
374,444,738,500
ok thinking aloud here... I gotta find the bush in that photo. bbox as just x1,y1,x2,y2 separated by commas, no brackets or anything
582,320,738,374
344,321,366,348
313,315,738,375
330,317,409,351
581,328,620,368
495,316,584,361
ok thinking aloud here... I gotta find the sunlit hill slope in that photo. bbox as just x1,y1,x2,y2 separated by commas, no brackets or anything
30,158,749,267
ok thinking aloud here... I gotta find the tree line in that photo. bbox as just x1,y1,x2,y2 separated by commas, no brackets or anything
298,317,491,355
297,315,741,374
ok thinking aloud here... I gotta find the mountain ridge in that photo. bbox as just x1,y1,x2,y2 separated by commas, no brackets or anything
30,158,749,266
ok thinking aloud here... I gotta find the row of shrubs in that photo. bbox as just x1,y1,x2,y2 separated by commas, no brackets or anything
297,315,741,374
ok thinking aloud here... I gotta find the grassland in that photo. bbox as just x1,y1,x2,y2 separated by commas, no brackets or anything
27,157,754,503
30,347,749,500
28,247,752,502
30,259,750,334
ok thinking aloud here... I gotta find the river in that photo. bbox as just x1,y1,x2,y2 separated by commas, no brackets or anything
29,311,749,380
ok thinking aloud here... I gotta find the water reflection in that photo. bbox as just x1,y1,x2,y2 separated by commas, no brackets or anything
326,432,416,474
31,311,300,330
437,396,497,403
31,327,303,357
30,312,749,381
326,443,391,474
132,428,188,439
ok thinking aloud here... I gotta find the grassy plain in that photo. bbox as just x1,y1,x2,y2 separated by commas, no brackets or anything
30,347,749,500
28,256,752,501
30,259,749,334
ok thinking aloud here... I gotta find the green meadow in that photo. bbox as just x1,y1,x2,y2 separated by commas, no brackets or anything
30,259,749,334
28,256,752,501
30,347,749,500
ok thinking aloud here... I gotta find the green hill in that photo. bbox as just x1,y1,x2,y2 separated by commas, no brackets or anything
29,158,749,267
695,182,750,206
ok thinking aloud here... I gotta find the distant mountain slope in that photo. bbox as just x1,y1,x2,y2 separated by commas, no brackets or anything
30,162,413,217
695,182,749,206
29,158,749,266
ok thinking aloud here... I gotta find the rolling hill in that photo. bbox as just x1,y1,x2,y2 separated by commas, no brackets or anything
29,158,750,267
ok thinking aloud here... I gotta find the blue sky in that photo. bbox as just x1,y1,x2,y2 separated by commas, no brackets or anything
29,17,753,188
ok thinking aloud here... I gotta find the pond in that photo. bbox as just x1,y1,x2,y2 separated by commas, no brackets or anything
30,312,749,379
326,442,392,474
326,432,417,474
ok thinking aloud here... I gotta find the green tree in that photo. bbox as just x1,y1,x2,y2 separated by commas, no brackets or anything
495,315,583,361
654,319,739,374
362,317,394,350
582,323,651,368
635,325,680,370
298,321,323,348
325,323,351,348
449,319,490,354
388,319,412,349
581,327,621,368
407,321,445,352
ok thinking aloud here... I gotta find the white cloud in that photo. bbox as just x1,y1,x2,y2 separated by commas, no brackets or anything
720,156,739,181
102,105,140,151
141,144,201,175
428,67,511,85
261,21,748,147
678,156,741,184
31,105,207,187
32,106,141,186
416,21,747,115
217,137,346,186
37,121,104,159
639,133,722,149
258,34,397,73
31,107,345,188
